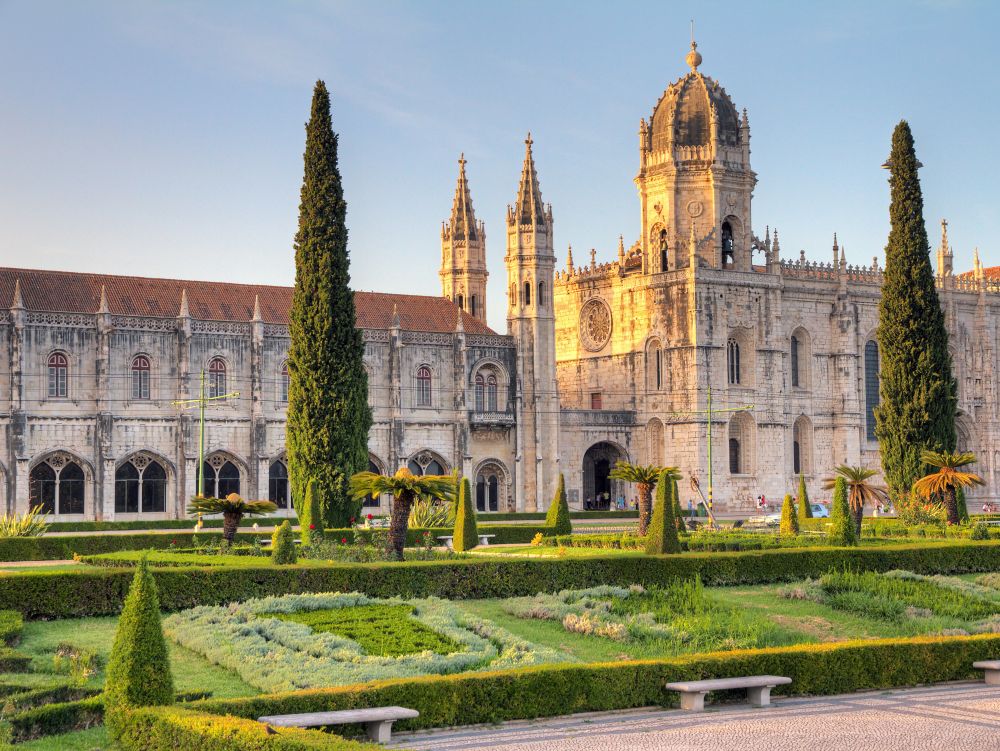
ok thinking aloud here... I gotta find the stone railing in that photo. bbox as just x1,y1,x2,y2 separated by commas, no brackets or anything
560,408,636,427
469,410,516,427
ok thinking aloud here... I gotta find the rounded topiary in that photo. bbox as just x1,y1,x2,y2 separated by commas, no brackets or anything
797,474,813,521
453,477,479,552
829,476,857,546
299,479,324,545
545,474,572,536
104,556,174,738
646,470,680,555
271,520,297,564
779,493,799,536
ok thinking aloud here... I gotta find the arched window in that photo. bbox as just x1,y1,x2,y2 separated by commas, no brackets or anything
280,362,289,403
115,455,167,513
416,366,432,407
524,282,531,306
790,336,800,388
201,455,241,498
47,352,68,398
659,229,669,272
721,222,734,268
727,339,741,385
729,438,741,475
470,295,477,318
457,294,464,311
408,457,444,476
792,416,812,475
486,374,498,412
208,358,227,399
728,412,754,475
655,349,663,390
131,355,151,400
30,455,85,515
268,460,289,509
510,283,516,307
475,463,507,512
537,282,546,308
864,340,880,442
475,373,485,412
364,459,383,507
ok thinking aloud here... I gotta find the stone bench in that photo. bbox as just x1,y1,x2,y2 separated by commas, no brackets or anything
974,660,1000,685
665,675,792,711
478,534,496,545
258,706,419,743
438,535,496,550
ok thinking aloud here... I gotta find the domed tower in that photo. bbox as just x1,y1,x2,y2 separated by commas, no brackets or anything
636,39,756,272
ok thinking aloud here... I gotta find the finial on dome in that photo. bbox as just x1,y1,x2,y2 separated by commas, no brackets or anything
686,21,702,72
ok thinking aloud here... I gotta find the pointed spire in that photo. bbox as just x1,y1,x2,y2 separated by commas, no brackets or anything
513,133,546,226
566,244,574,274
10,279,24,311
974,247,983,280
97,285,109,314
391,303,400,329
448,153,478,241
772,228,781,258
840,244,846,268
832,232,839,266
252,294,262,322
617,235,625,265
941,218,950,253
178,288,190,318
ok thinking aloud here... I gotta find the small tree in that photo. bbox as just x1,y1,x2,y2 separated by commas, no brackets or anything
299,479,324,545
608,462,663,535
104,556,173,738
188,494,277,543
823,465,889,536
646,469,681,554
912,450,984,525
796,475,812,521
271,520,297,564
829,476,857,546
453,477,478,552
545,473,572,536
779,493,799,536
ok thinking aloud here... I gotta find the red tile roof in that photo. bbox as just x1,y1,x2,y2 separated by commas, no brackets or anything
956,266,1000,281
0,267,498,335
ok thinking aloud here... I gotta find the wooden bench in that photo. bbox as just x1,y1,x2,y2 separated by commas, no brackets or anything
974,660,1000,685
665,675,792,711
258,706,419,743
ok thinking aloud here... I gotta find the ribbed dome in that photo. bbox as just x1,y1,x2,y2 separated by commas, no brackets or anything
649,68,741,151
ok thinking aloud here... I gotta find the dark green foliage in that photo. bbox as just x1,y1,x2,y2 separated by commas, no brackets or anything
3,695,105,744
286,81,372,528
876,121,956,500
104,557,174,738
797,475,812,520
957,486,970,523
545,474,572,536
453,478,478,552
671,478,685,533
829,477,858,546
273,604,461,657
971,523,990,541
0,531,265,562
779,494,800,536
0,609,23,645
271,521,297,565
299,480,324,545
646,470,681,554
820,570,996,619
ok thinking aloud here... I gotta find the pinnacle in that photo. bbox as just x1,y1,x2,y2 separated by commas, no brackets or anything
448,154,478,241
513,133,546,226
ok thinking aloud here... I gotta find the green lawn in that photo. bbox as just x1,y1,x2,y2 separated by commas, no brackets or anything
17,726,113,750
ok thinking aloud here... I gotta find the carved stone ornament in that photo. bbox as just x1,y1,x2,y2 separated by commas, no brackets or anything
727,192,738,208
579,298,613,352
687,200,704,218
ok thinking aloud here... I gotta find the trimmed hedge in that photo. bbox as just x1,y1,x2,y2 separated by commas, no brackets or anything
2,695,104,743
194,634,1000,730
7,540,1000,619
0,647,33,672
0,609,23,645
114,706,379,750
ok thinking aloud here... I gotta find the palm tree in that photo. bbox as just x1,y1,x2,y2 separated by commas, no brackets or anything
188,493,278,543
349,468,456,560
822,466,889,536
913,450,984,525
608,462,677,535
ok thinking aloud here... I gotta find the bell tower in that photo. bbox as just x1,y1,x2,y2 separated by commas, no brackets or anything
636,39,757,272
440,154,488,322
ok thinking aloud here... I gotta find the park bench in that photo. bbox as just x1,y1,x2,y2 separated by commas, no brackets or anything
436,534,497,550
665,675,792,711
478,534,496,545
258,706,419,743
973,660,1000,685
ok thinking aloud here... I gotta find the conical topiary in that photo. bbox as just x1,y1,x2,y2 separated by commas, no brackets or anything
545,474,572,536
646,469,681,554
797,475,813,521
671,478,686,533
829,476,857,546
299,479,324,545
104,556,174,738
272,520,297,564
779,493,799,536
453,477,479,552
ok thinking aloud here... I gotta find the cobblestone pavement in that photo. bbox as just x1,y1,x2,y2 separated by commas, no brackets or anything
390,683,1000,750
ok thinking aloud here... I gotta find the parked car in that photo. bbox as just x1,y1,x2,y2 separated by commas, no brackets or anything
810,503,830,518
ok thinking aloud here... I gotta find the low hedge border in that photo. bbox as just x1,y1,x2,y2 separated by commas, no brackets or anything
194,633,1000,730
6,540,1000,619
0,609,23,645
0,647,33,672
1,695,104,743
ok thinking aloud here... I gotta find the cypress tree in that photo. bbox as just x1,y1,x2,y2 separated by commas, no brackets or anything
829,476,857,546
646,469,680,554
797,475,812,521
287,81,372,528
299,479,324,545
876,121,956,501
453,477,479,552
779,493,799,536
545,474,572,536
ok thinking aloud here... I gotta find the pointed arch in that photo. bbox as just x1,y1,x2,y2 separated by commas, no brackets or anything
728,411,755,475
792,415,813,475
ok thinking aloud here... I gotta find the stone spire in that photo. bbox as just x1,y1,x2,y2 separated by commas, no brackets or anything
178,288,190,318
252,294,262,322
566,244,574,275
937,218,953,278
96,285,109,314
832,233,839,266
618,235,626,265
10,279,24,311
974,247,984,282
513,133,547,226
771,228,781,258
448,153,478,241
391,303,400,329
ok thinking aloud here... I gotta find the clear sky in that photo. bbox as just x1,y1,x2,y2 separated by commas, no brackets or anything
1,0,996,331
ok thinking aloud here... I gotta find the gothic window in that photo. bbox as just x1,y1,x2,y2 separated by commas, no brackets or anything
727,339,741,385
475,373,485,412
363,459,383,507
475,466,503,512
790,336,800,388
487,374,498,412
407,453,445,476
201,455,240,498
537,282,546,308
115,455,166,513
792,415,812,475
131,355,151,400
728,412,754,475
656,349,663,390
280,362,289,403
470,295,477,318
208,357,227,399
268,460,289,509
29,455,84,515
721,222,735,268
457,294,464,311
864,340,880,442
524,282,531,306
416,366,432,407
47,352,68,398
729,438,741,475
659,229,669,272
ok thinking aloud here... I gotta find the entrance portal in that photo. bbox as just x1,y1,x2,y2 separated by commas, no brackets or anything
582,442,625,510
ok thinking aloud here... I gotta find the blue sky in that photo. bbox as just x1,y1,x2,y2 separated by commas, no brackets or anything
0,0,996,330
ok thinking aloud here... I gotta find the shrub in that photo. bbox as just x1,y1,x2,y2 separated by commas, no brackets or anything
52,642,102,685
2,695,104,743
971,522,991,541
299,480,324,546
646,470,680,554
0,609,23,645
797,475,812,521
453,478,478,552
545,474,572,536
104,556,174,738
272,521,297,565
829,477,857,546
670,480,685,534
779,494,799,536
0,505,49,537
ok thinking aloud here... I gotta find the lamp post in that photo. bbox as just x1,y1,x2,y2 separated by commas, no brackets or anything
172,370,240,497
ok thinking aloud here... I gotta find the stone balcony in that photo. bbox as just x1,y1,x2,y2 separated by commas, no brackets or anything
469,410,516,427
